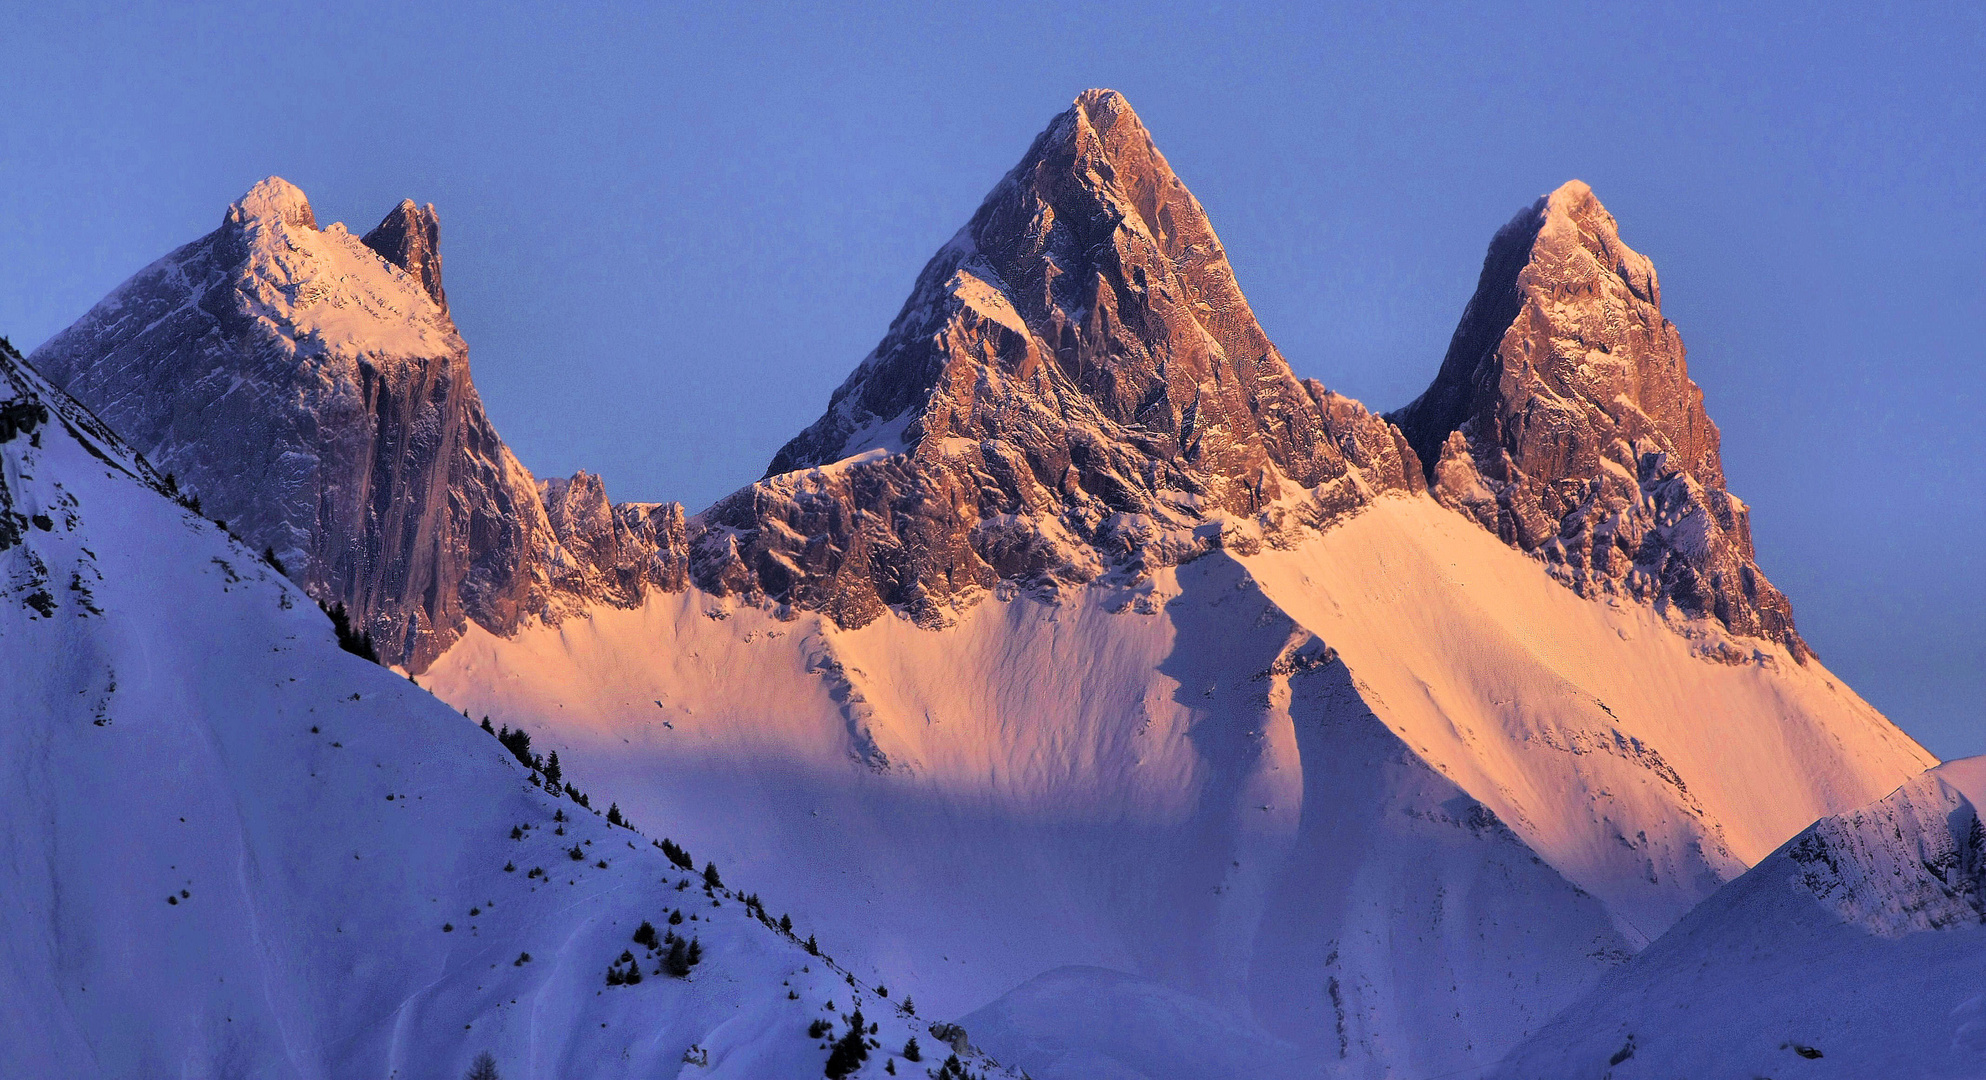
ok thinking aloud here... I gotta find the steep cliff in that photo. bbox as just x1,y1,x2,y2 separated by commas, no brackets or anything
25,179,665,668
1391,181,1805,658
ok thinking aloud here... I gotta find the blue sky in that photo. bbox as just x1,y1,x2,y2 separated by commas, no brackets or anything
2,2,1979,756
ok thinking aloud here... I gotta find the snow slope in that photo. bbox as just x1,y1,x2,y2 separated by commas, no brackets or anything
0,341,1013,1079
423,490,1931,1078
1488,757,1986,1078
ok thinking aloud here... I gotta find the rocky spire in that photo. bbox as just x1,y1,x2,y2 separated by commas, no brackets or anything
1390,181,1805,658
697,89,1419,628
363,199,448,314
30,178,550,669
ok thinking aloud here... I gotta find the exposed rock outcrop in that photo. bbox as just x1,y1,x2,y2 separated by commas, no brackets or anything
541,470,688,607
691,89,1420,627
27,179,676,668
1390,181,1806,658
362,199,448,313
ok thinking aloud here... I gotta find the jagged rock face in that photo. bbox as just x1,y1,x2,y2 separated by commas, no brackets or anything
541,470,688,607
27,178,561,669
362,199,448,314
1390,181,1805,658
697,89,1421,627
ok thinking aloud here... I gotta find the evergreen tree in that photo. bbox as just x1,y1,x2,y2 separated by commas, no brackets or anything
664,937,692,977
495,725,532,769
902,1036,921,1061
606,801,622,827
320,601,379,662
703,861,723,890
661,838,694,871
823,1010,870,1078
463,1051,500,1080
544,751,562,789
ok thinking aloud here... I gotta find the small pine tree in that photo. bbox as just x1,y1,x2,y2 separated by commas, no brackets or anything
464,1051,501,1080
780,913,793,934
824,1010,870,1078
633,921,657,949
321,601,379,662
661,838,694,871
606,802,622,827
664,937,692,977
481,716,495,735
703,861,723,890
544,751,563,789
902,1036,921,1062
495,726,532,768
805,934,819,956
686,937,702,967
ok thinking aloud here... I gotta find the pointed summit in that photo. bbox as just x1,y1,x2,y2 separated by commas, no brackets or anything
703,90,1419,628
769,87,1329,488
363,199,448,313
1390,182,1804,657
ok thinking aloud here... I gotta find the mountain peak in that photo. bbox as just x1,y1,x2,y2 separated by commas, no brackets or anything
228,175,317,231
1390,182,1802,657
362,198,448,313
706,93,1420,628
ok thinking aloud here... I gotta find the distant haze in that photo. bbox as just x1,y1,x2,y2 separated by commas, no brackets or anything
1,3,1978,757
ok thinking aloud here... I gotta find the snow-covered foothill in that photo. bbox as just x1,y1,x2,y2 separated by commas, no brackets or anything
1488,757,1986,1078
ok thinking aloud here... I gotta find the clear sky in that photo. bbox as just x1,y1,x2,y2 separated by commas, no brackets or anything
2,3,1979,757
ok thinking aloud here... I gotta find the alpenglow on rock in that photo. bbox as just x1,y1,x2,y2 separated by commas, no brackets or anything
693,88,1422,628
1389,181,1806,659
29,178,582,668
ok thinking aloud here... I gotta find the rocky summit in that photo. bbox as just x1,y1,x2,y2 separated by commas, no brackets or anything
1390,181,1804,659
693,89,1421,628
30,179,576,668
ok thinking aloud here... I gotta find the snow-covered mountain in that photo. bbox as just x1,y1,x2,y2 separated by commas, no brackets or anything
0,337,1014,1079
24,180,689,670
1489,756,1986,1078
27,89,1940,1078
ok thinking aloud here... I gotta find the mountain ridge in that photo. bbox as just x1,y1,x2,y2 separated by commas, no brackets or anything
32,91,1813,670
